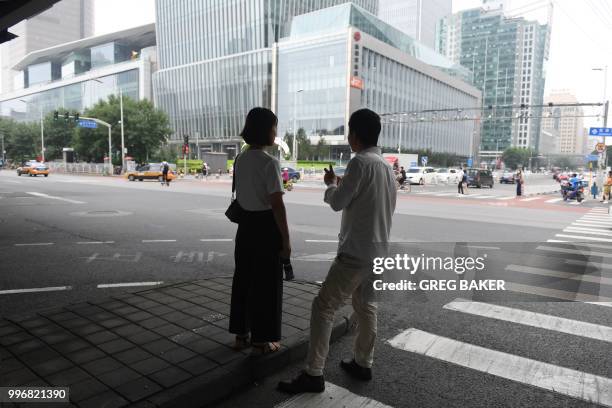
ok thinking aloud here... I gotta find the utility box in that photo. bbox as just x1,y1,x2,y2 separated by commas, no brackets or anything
202,152,228,173
62,148,75,163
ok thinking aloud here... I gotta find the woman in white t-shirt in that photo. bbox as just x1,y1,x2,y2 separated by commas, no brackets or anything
229,107,291,355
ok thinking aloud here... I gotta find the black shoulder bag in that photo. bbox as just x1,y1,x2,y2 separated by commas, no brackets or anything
225,154,245,224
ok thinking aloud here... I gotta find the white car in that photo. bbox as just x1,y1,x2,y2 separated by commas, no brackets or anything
434,168,460,184
405,167,437,185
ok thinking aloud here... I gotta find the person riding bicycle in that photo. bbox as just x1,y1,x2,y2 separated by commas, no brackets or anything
398,166,407,188
161,161,170,186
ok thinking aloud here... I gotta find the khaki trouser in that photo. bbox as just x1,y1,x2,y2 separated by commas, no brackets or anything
305,254,377,377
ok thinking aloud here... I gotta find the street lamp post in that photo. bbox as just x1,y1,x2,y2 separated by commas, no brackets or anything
397,113,407,154
592,66,609,171
292,89,303,162
20,100,44,162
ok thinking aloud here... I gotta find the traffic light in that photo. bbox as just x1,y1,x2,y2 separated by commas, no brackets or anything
74,113,79,122
64,112,70,122
53,111,59,121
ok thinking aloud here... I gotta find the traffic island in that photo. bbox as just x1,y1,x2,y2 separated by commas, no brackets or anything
0,278,350,407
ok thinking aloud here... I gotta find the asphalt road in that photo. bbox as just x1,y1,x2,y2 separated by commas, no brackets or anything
1,170,610,407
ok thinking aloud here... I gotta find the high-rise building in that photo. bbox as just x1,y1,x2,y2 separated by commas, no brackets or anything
378,0,451,49
0,0,94,94
541,90,584,155
153,0,378,156
437,1,551,163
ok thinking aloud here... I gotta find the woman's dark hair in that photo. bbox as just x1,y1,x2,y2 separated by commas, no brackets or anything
348,109,381,147
240,108,278,146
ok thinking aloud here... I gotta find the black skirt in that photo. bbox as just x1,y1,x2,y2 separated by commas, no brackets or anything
229,208,283,343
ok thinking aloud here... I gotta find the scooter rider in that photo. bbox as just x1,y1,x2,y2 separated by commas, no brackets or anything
569,173,581,190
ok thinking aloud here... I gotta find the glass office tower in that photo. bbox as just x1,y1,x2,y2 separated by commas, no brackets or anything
153,0,378,156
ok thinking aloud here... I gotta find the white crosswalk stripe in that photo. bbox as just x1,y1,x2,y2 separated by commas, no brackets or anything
556,233,612,242
546,197,564,203
505,281,612,305
520,197,540,202
275,382,393,408
496,196,515,200
505,264,612,286
564,227,612,237
388,329,612,407
538,245,612,258
443,299,612,342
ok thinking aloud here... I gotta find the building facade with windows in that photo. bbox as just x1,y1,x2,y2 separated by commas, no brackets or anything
276,3,481,159
0,24,157,124
437,1,551,163
0,0,94,94
541,90,584,155
378,0,451,50
153,0,378,157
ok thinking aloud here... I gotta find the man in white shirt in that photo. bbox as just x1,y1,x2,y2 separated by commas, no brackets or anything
278,109,397,394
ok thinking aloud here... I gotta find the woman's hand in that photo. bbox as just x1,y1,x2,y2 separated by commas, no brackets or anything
280,241,291,259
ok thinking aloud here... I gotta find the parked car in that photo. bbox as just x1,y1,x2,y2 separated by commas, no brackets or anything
126,163,177,182
466,168,494,188
282,167,300,182
499,171,515,184
434,168,460,183
405,167,437,185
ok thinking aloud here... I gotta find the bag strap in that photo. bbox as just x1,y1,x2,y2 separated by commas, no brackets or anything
231,153,240,198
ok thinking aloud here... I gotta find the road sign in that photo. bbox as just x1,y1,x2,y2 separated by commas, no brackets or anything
596,142,606,153
78,120,97,129
589,127,612,136
585,154,599,162
467,158,473,167
421,156,428,166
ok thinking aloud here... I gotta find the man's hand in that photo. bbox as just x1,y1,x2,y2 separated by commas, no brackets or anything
324,165,337,186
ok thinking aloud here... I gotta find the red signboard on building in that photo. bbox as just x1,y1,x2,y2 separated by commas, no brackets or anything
350,76,364,90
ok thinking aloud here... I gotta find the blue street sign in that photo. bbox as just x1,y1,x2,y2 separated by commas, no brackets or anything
585,154,599,162
421,156,428,166
589,127,612,136
78,120,97,129
467,158,473,167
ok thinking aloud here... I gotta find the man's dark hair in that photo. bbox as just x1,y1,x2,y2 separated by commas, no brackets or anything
348,109,381,147
240,107,278,146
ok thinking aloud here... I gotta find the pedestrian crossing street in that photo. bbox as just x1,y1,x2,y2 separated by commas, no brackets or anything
275,207,612,407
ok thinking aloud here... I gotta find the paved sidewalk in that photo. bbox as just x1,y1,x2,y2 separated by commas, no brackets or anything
0,278,350,407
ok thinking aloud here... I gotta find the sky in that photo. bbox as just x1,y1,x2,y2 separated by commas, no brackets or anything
97,0,612,132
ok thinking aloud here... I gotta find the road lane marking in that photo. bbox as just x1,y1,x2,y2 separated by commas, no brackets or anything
537,245,612,258
388,328,612,406
275,382,392,408
97,282,164,288
305,240,338,243
496,196,515,200
2,180,21,184
506,264,612,286
14,242,54,247
76,241,115,245
566,259,612,271
0,286,71,295
567,224,611,231
569,201,582,205
564,228,612,237
547,241,612,251
520,197,541,202
505,282,612,305
26,192,85,204
545,198,564,203
556,234,612,243
444,299,612,342
142,239,177,243
200,238,233,242
571,220,612,227
432,192,456,196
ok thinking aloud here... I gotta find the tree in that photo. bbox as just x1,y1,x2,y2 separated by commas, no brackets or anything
0,118,39,163
502,147,532,170
283,128,312,160
314,136,330,161
42,112,77,160
76,95,172,163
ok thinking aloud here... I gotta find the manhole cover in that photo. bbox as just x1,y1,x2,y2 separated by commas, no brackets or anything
70,210,132,217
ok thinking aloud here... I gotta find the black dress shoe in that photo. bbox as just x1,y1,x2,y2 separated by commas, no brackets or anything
340,358,372,381
277,371,325,394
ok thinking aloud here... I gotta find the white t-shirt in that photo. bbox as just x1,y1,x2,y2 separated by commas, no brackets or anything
235,148,283,211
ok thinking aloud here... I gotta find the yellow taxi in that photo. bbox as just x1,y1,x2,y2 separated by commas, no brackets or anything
17,162,50,177
126,163,177,182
